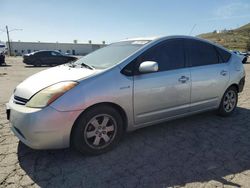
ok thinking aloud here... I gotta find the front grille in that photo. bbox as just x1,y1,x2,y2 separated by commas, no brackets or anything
13,96,28,105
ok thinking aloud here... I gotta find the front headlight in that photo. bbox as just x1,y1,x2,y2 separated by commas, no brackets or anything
26,81,78,108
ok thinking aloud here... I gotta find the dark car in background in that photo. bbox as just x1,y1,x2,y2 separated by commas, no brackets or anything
0,51,5,66
23,50,77,66
0,44,6,66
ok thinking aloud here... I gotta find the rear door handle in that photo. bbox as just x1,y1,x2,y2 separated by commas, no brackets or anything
178,76,189,83
220,70,228,76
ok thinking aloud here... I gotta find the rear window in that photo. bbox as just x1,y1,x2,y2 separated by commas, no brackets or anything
216,47,231,63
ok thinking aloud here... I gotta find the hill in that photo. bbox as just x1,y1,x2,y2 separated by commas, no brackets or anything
198,23,250,51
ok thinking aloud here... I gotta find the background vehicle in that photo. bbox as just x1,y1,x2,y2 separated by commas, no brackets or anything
0,44,6,65
232,50,248,64
0,51,5,65
23,50,77,66
7,36,245,155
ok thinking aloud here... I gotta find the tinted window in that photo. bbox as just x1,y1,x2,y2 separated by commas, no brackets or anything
216,47,231,63
51,51,61,56
35,51,50,56
185,39,219,67
138,39,185,72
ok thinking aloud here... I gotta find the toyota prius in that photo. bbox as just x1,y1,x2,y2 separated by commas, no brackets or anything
6,36,245,155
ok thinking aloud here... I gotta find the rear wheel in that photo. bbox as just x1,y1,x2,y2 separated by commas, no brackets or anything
72,105,124,155
218,86,238,116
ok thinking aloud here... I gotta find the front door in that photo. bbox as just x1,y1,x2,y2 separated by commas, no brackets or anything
133,39,191,125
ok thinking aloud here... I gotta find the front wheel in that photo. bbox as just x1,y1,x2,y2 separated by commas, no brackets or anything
218,86,238,116
72,105,124,155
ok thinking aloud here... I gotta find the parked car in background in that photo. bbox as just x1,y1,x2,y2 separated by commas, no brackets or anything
232,50,248,64
23,50,77,66
0,51,5,66
0,44,6,65
244,51,250,61
240,51,249,57
7,36,245,155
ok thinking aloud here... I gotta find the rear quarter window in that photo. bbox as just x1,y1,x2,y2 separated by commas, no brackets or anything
215,47,231,63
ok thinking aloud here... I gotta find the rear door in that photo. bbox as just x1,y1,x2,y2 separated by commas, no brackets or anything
133,39,191,125
184,39,230,111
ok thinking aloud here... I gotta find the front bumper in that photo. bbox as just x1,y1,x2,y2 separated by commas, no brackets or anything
7,98,82,149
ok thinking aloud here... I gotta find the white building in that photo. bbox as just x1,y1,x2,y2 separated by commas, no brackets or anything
8,41,106,56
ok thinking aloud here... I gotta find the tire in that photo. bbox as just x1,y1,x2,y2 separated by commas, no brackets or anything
72,105,124,155
217,86,238,116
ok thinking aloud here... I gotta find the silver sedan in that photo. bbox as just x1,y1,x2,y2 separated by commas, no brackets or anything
6,36,245,155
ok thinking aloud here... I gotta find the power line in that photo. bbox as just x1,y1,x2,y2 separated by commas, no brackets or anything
189,24,197,36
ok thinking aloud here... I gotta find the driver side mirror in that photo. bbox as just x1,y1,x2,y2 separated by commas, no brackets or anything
139,61,158,73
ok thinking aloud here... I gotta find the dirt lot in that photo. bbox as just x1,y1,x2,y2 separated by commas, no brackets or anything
0,57,250,188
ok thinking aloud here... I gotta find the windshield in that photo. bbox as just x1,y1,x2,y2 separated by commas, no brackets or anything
73,40,150,69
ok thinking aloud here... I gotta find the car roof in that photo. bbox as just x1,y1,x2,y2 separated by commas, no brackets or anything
120,35,217,44
119,36,161,42
118,35,233,61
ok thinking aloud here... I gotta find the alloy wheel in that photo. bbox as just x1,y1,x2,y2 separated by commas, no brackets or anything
83,114,117,149
223,90,236,112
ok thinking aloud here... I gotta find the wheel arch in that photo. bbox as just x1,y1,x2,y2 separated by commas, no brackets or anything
227,83,239,93
69,102,128,146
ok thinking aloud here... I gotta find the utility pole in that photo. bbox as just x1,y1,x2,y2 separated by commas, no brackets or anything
189,24,197,36
6,26,11,56
3,26,22,56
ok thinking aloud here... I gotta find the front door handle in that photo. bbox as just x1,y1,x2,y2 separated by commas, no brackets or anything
220,70,228,76
178,76,189,83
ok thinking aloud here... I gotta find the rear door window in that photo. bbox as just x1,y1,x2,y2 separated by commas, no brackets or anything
185,39,219,67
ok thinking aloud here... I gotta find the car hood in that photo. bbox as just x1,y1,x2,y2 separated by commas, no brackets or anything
14,65,100,99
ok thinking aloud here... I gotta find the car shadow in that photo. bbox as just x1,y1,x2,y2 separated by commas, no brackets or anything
0,64,11,67
18,107,250,187
24,65,54,68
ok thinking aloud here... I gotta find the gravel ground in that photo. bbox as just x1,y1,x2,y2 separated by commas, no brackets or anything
0,57,250,188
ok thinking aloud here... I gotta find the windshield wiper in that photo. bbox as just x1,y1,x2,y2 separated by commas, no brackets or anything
68,61,76,68
81,62,94,70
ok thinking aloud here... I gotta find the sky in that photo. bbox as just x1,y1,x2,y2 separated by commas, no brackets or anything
1,0,250,44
